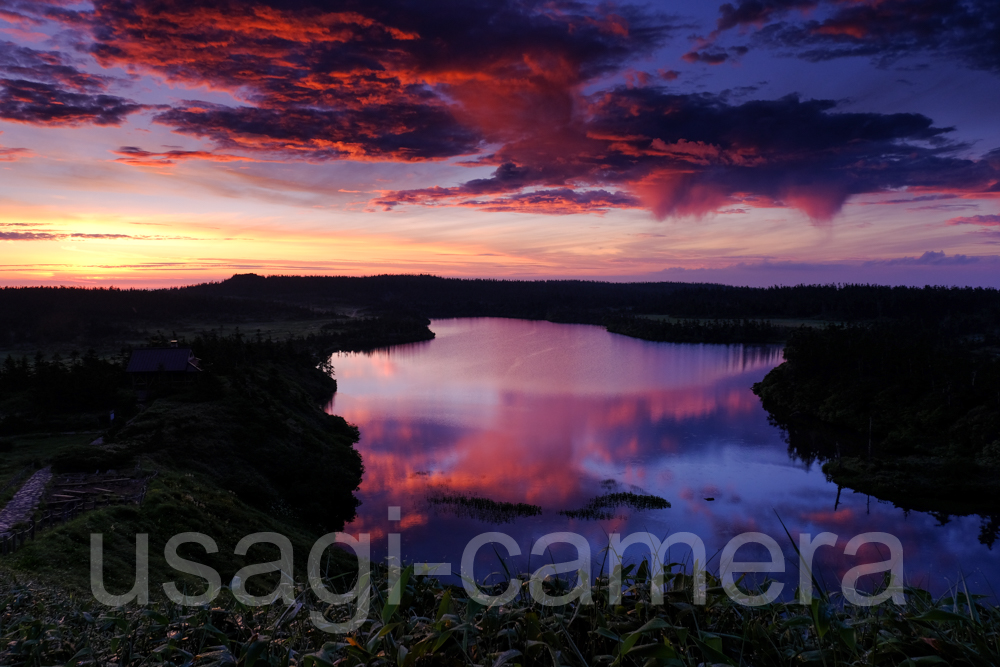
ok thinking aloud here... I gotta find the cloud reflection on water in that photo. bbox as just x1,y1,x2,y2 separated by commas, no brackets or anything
325,318,998,596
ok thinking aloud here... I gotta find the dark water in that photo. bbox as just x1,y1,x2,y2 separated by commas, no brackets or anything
326,318,998,594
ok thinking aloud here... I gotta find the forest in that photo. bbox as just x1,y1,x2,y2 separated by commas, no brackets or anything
4,275,999,346
754,320,1000,520
1,275,999,665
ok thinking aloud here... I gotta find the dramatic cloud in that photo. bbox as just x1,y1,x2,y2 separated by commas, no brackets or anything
48,0,671,162
0,41,142,127
714,0,1000,73
4,0,998,221
378,91,1000,219
0,78,143,126
0,40,109,91
152,101,481,162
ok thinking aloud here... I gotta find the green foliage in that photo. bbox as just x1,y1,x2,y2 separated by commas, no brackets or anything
318,314,436,352
0,329,368,588
0,349,133,431
107,333,364,532
4,468,354,592
50,444,135,474
3,561,1000,666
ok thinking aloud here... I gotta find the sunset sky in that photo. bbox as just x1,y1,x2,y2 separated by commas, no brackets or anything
1,0,998,287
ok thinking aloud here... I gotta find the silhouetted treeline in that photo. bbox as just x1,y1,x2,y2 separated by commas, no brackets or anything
192,274,1000,330
317,313,435,351
6,277,1000,348
0,312,434,437
754,322,1000,458
0,286,313,346
754,321,1000,519
147,314,434,403
0,351,129,433
39,330,364,530
187,313,433,374
605,316,791,344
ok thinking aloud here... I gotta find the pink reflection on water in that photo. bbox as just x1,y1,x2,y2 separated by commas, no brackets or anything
325,318,999,596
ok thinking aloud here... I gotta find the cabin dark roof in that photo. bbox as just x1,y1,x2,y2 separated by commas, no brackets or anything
126,348,201,373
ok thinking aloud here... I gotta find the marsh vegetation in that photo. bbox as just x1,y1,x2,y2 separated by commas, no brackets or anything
427,494,543,524
560,492,672,521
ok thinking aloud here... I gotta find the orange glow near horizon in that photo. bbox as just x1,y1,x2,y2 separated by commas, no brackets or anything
2,0,1000,288
3,187,999,288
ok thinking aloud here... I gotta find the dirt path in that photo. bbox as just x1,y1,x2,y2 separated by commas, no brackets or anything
0,467,52,534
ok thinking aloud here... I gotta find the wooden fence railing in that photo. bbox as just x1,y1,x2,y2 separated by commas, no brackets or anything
0,471,157,557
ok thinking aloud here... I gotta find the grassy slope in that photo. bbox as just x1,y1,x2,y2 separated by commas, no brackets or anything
0,311,442,593
5,469,337,593
0,348,367,594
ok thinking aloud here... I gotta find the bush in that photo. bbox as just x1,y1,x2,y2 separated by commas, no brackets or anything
50,444,134,473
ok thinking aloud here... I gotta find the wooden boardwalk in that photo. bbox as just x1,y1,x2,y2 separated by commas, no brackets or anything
0,467,52,534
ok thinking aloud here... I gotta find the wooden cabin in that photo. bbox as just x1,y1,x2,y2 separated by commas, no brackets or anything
125,343,201,390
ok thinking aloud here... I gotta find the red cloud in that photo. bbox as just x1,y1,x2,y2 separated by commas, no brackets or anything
375,186,642,215
110,146,265,166
0,145,30,161
74,0,670,163
947,214,1000,226
11,0,1000,221
378,90,999,221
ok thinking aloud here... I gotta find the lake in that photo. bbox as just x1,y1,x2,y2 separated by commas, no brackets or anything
326,318,998,595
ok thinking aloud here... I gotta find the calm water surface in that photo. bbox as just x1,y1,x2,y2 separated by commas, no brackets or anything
326,318,998,593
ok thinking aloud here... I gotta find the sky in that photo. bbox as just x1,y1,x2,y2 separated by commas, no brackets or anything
0,0,999,287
